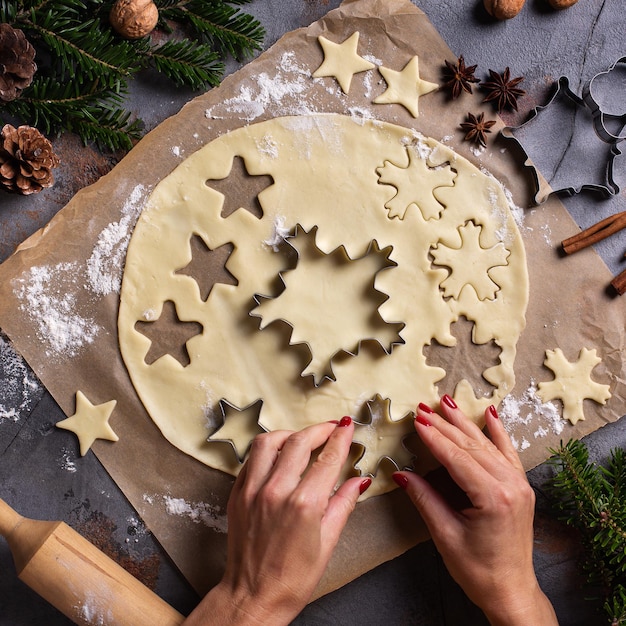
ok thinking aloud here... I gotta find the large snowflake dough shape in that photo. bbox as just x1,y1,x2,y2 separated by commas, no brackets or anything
431,221,511,301
252,227,403,385
537,348,611,425
312,32,375,94
376,147,456,220
118,114,528,498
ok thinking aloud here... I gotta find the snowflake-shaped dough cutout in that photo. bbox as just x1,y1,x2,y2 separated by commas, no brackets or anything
430,221,510,301
251,226,404,385
537,348,611,425
377,147,456,221
353,396,415,476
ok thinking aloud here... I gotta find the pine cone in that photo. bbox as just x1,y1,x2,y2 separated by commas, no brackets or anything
0,23,37,102
0,124,60,195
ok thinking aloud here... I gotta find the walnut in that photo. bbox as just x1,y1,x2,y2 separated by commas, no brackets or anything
547,0,579,8
483,0,526,19
109,0,159,39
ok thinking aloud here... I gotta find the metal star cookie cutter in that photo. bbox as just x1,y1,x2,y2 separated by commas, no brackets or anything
251,224,405,386
501,75,622,204
208,398,267,463
582,56,626,144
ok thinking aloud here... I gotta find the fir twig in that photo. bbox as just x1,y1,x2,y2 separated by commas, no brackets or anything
0,0,264,150
548,440,626,624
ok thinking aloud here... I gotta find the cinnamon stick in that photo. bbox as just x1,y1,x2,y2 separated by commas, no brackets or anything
611,268,626,296
562,211,626,255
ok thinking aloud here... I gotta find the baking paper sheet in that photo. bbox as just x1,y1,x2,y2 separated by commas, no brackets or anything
0,0,624,600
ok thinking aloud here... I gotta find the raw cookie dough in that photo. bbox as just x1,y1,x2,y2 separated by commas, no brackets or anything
118,114,528,497
537,347,611,425
56,390,118,456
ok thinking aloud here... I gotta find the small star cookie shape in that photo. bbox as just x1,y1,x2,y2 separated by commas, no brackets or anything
312,32,375,94
57,391,118,456
374,56,438,117
537,348,611,425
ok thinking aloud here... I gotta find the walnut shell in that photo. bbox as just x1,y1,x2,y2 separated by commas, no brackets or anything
110,0,159,39
547,0,579,8
483,0,526,19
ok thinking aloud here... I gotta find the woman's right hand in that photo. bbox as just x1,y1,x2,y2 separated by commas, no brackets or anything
393,396,558,626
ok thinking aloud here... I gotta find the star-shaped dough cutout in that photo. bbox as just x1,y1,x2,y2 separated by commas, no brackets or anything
537,348,611,425
353,396,415,476
176,235,238,302
56,391,118,456
135,300,203,367
373,56,438,118
312,32,375,94
209,399,266,462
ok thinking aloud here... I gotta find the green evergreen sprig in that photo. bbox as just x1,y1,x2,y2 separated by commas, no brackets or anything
548,439,626,624
0,0,264,150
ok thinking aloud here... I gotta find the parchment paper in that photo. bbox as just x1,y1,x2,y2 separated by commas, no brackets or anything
0,0,625,601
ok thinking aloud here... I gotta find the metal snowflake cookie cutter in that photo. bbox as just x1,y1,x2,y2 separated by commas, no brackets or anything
582,56,626,144
500,76,621,204
250,224,405,387
352,395,416,477
208,398,267,463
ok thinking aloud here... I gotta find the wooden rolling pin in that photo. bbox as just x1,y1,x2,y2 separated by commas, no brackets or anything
0,498,185,625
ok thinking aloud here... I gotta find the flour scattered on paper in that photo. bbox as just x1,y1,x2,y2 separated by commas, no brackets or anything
162,495,228,533
15,262,101,358
85,184,147,296
500,383,565,452
0,332,41,422
60,447,78,473
205,52,319,122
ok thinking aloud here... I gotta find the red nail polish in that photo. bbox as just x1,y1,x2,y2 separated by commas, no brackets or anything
415,414,431,427
392,473,409,489
359,478,372,494
488,405,499,420
417,402,434,414
338,415,352,427
442,394,457,409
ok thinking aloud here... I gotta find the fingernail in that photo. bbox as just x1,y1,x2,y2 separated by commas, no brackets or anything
442,394,457,409
488,405,499,420
359,478,372,494
338,416,352,427
415,414,431,427
328,419,340,424
392,473,409,490
417,402,434,414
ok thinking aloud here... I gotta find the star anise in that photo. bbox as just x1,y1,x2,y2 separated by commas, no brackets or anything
460,112,496,149
442,55,479,99
481,67,525,112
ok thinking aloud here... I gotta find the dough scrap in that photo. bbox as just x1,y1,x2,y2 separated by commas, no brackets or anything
312,32,376,94
56,391,118,456
537,348,611,425
118,114,529,497
373,56,439,117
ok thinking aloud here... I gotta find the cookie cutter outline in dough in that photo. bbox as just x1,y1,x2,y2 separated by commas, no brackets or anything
500,75,622,204
582,56,626,144
208,398,267,463
250,224,406,387
351,395,416,476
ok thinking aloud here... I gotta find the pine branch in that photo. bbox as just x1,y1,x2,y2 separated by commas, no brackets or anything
159,0,264,60
148,39,224,88
548,440,626,623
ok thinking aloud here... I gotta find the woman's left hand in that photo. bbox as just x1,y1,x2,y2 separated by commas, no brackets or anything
184,417,370,626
